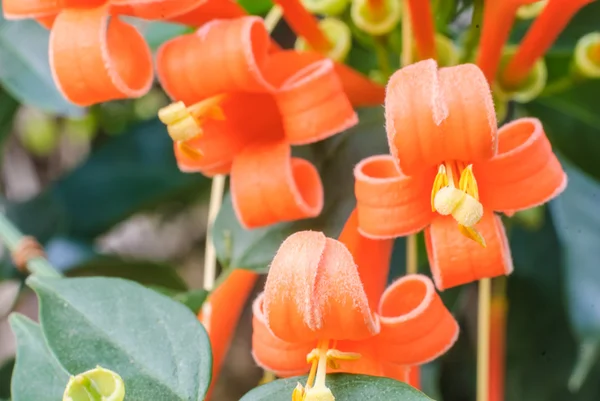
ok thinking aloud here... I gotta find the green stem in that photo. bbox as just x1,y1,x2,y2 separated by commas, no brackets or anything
0,213,60,278
373,36,392,79
460,0,484,63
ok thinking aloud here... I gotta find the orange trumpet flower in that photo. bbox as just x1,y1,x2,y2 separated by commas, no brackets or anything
2,0,241,106
406,0,437,61
252,211,458,398
354,59,567,290
502,0,595,88
156,17,359,229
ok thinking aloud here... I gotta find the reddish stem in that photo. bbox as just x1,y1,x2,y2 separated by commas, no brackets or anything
273,0,331,53
489,295,507,401
407,0,436,60
503,0,594,86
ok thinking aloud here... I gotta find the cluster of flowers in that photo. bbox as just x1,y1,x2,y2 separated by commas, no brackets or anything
5,0,596,399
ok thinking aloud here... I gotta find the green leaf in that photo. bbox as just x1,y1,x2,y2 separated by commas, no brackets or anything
6,118,209,240
28,276,212,401
172,289,209,314
8,314,69,401
0,89,18,149
550,160,600,389
213,107,388,272
240,374,433,400
0,8,83,116
238,0,273,15
525,80,600,180
0,358,14,399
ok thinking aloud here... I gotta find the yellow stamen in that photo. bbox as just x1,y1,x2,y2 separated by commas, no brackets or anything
158,95,226,142
293,340,361,400
176,141,203,161
431,161,486,247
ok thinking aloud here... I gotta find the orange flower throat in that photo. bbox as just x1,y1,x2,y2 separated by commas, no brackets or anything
431,161,486,247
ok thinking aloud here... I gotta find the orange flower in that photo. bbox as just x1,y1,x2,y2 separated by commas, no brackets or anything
354,59,567,290
198,269,259,400
502,0,595,87
252,211,458,398
156,17,361,229
2,0,241,106
406,0,436,60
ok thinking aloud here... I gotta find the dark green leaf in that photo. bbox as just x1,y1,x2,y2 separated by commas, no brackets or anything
172,289,209,314
213,107,388,272
525,80,600,180
0,358,14,399
8,314,69,401
240,374,433,400
0,8,83,116
0,89,18,150
238,0,273,15
28,276,212,401
7,118,209,240
550,160,600,389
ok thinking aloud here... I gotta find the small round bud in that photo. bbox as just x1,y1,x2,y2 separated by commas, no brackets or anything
302,0,350,16
295,18,352,62
517,0,548,19
573,32,600,79
350,0,401,36
63,366,125,401
497,47,547,103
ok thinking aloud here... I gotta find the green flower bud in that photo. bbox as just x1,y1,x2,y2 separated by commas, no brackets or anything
497,47,547,103
517,0,548,19
302,0,350,16
63,366,125,401
513,206,545,231
415,34,458,67
295,18,352,62
350,0,402,36
18,108,59,157
573,32,600,79
134,89,170,121
63,113,99,142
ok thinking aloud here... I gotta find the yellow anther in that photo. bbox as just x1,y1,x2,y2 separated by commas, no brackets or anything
158,95,226,142
434,186,483,228
431,165,449,212
326,349,361,362
292,383,305,401
459,225,486,248
176,141,203,161
306,349,319,364
458,164,479,200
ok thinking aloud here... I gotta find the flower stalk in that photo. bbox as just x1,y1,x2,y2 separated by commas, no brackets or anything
477,277,492,401
273,0,332,53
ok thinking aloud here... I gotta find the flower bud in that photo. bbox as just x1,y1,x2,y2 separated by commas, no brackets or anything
350,0,401,36
295,18,352,62
63,366,125,401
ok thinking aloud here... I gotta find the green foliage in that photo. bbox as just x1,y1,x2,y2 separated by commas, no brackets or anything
0,6,82,116
22,276,213,401
241,374,433,400
213,107,388,272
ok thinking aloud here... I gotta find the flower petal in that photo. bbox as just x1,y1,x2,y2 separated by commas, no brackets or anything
267,53,357,145
167,0,247,27
426,213,513,291
156,17,274,104
49,5,153,106
338,209,394,309
230,141,323,229
199,269,258,392
252,293,314,377
173,93,283,176
354,155,435,239
3,0,104,19
386,59,496,175
36,14,56,28
377,274,459,365
476,118,567,212
110,0,201,19
264,231,378,343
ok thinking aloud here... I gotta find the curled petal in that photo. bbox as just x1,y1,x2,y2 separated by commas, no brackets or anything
338,209,393,310
174,93,284,176
167,0,247,27
354,155,435,239
426,214,513,290
252,293,314,377
270,54,357,145
156,17,273,103
386,60,496,175
377,274,459,365
110,0,201,19
476,118,567,212
49,5,153,106
199,270,258,392
3,0,104,19
230,141,323,228
263,231,378,343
